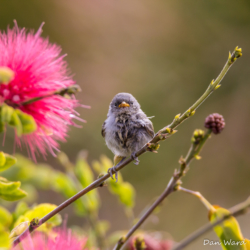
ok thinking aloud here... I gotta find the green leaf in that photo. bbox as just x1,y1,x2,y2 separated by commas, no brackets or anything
74,152,100,213
52,171,77,197
75,151,94,187
9,221,29,242
100,155,114,172
96,220,110,236
14,203,62,233
0,205,13,229
52,172,87,215
83,191,100,214
12,154,55,189
9,111,22,136
25,203,62,226
0,152,6,167
15,109,37,134
109,181,135,208
93,155,123,181
7,107,37,136
0,230,11,248
13,201,29,221
0,177,8,182
210,206,246,250
0,153,16,172
57,151,72,169
19,184,38,203
244,239,250,249
1,105,14,123
14,155,53,189
0,179,27,201
92,160,102,173
92,155,113,174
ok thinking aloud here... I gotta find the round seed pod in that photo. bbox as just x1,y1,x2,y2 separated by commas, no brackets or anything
204,113,225,134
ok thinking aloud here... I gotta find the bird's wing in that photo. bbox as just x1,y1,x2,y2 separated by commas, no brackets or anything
145,121,154,138
101,121,106,137
136,112,155,138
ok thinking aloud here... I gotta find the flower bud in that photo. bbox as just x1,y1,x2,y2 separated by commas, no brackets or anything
204,113,225,134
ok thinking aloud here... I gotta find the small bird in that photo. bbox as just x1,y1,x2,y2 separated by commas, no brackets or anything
102,93,154,180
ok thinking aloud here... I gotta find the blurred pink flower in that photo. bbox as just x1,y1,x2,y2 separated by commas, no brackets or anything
0,21,84,159
128,234,173,250
14,229,87,250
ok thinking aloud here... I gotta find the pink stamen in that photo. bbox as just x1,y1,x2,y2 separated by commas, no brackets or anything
12,95,20,102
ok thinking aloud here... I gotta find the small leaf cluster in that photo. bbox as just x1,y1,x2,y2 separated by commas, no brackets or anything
0,201,62,248
0,152,61,249
0,152,26,202
0,104,37,136
2,152,136,249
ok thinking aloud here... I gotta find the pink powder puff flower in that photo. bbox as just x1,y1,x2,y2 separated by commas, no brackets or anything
13,229,88,250
0,21,85,159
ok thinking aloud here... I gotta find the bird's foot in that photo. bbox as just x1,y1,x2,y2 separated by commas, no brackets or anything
131,152,140,165
108,157,126,182
107,167,118,182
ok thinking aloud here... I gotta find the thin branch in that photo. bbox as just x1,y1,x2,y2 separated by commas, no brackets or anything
177,187,215,212
12,47,242,248
172,196,250,250
113,129,212,250
20,85,81,105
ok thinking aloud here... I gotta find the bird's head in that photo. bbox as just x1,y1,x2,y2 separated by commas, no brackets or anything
108,93,140,115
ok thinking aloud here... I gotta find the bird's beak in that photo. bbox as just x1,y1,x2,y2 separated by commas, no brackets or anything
118,101,130,108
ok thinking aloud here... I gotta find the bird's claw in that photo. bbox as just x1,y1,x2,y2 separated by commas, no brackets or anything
107,167,118,182
131,152,140,165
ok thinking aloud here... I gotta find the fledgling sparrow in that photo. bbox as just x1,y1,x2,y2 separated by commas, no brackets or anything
102,93,154,179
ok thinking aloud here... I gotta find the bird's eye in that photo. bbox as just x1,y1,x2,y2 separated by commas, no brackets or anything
131,102,133,105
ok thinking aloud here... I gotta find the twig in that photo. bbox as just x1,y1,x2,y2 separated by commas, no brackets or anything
177,187,215,212
172,196,250,250
20,85,81,105
12,47,242,247
113,129,212,250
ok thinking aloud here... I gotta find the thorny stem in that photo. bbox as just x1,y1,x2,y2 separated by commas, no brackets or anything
12,47,242,248
172,196,250,250
113,129,212,250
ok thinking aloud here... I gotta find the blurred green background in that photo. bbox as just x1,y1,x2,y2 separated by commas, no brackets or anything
1,1,250,249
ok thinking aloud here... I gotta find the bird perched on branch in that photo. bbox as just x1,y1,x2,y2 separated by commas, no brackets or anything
102,93,154,180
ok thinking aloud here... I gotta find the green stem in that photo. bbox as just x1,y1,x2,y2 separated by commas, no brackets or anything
159,49,239,134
